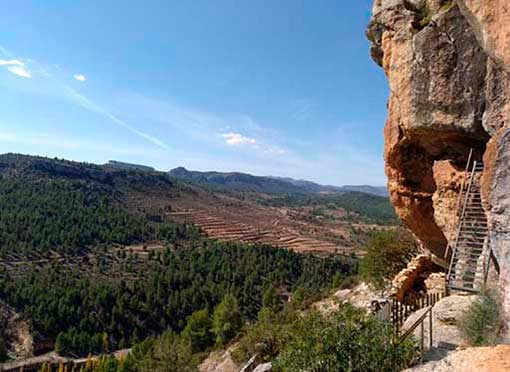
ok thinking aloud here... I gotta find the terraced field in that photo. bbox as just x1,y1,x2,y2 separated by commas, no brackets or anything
168,209,356,255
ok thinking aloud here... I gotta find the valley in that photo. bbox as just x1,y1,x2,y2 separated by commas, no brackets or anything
0,153,395,367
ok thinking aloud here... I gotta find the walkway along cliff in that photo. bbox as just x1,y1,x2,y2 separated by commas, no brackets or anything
367,0,510,332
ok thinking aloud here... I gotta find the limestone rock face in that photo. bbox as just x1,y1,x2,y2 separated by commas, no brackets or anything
367,0,490,258
368,0,510,329
432,161,465,245
457,0,510,71
482,127,510,326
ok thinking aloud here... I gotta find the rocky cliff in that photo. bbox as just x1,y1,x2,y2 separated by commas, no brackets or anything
367,0,510,326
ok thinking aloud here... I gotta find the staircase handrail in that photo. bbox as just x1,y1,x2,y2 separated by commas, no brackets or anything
447,160,478,282
445,149,473,259
396,305,434,362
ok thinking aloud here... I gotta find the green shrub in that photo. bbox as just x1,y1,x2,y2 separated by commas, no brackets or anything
460,292,502,346
138,332,198,372
273,305,417,372
234,304,417,371
212,294,243,346
360,230,418,290
88,332,198,372
233,307,293,363
182,309,214,353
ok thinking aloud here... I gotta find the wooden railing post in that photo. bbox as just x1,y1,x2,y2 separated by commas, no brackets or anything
420,321,425,357
429,308,433,349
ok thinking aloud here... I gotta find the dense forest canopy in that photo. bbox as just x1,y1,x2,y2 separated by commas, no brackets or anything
0,154,176,258
0,241,356,356
0,154,400,367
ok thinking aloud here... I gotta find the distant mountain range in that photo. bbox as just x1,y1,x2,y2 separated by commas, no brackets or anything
169,167,388,197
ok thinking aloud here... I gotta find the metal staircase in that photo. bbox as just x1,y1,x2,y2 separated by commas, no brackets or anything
446,151,491,293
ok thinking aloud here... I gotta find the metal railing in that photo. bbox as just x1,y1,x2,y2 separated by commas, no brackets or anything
445,148,473,260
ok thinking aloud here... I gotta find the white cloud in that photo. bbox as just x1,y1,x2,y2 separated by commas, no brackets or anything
7,65,31,78
222,132,257,147
74,74,86,82
63,87,170,151
0,59,24,66
264,147,287,156
0,59,31,78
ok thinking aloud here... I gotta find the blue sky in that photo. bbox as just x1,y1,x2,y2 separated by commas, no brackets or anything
0,0,388,186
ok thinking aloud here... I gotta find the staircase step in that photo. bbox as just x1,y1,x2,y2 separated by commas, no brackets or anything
452,260,483,267
449,271,480,278
459,226,488,230
454,259,484,265
455,250,484,257
454,255,484,262
457,241,487,246
452,253,484,261
460,224,488,229
456,250,483,259
449,274,484,281
457,237,486,241
459,232,488,236
447,156,487,294
449,277,483,285
455,247,484,253
447,285,481,293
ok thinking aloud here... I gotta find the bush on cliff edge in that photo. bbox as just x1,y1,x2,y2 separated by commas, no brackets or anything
360,229,418,290
460,291,503,346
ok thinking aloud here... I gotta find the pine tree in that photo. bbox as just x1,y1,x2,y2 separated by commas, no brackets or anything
212,294,243,345
181,309,214,352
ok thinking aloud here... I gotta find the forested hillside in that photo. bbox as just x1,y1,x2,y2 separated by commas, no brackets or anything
0,153,359,361
0,154,175,258
0,242,354,356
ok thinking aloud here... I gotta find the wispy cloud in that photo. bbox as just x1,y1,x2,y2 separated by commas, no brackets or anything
222,132,257,147
74,74,86,82
0,59,31,78
0,59,24,66
0,47,167,151
63,87,170,150
7,65,31,78
264,147,287,156
118,93,289,156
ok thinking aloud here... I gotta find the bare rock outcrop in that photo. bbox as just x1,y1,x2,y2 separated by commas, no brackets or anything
368,0,510,330
404,344,510,372
313,282,382,314
0,301,33,360
401,294,477,348
368,0,490,258
200,347,240,372
390,254,444,301
456,1,510,72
